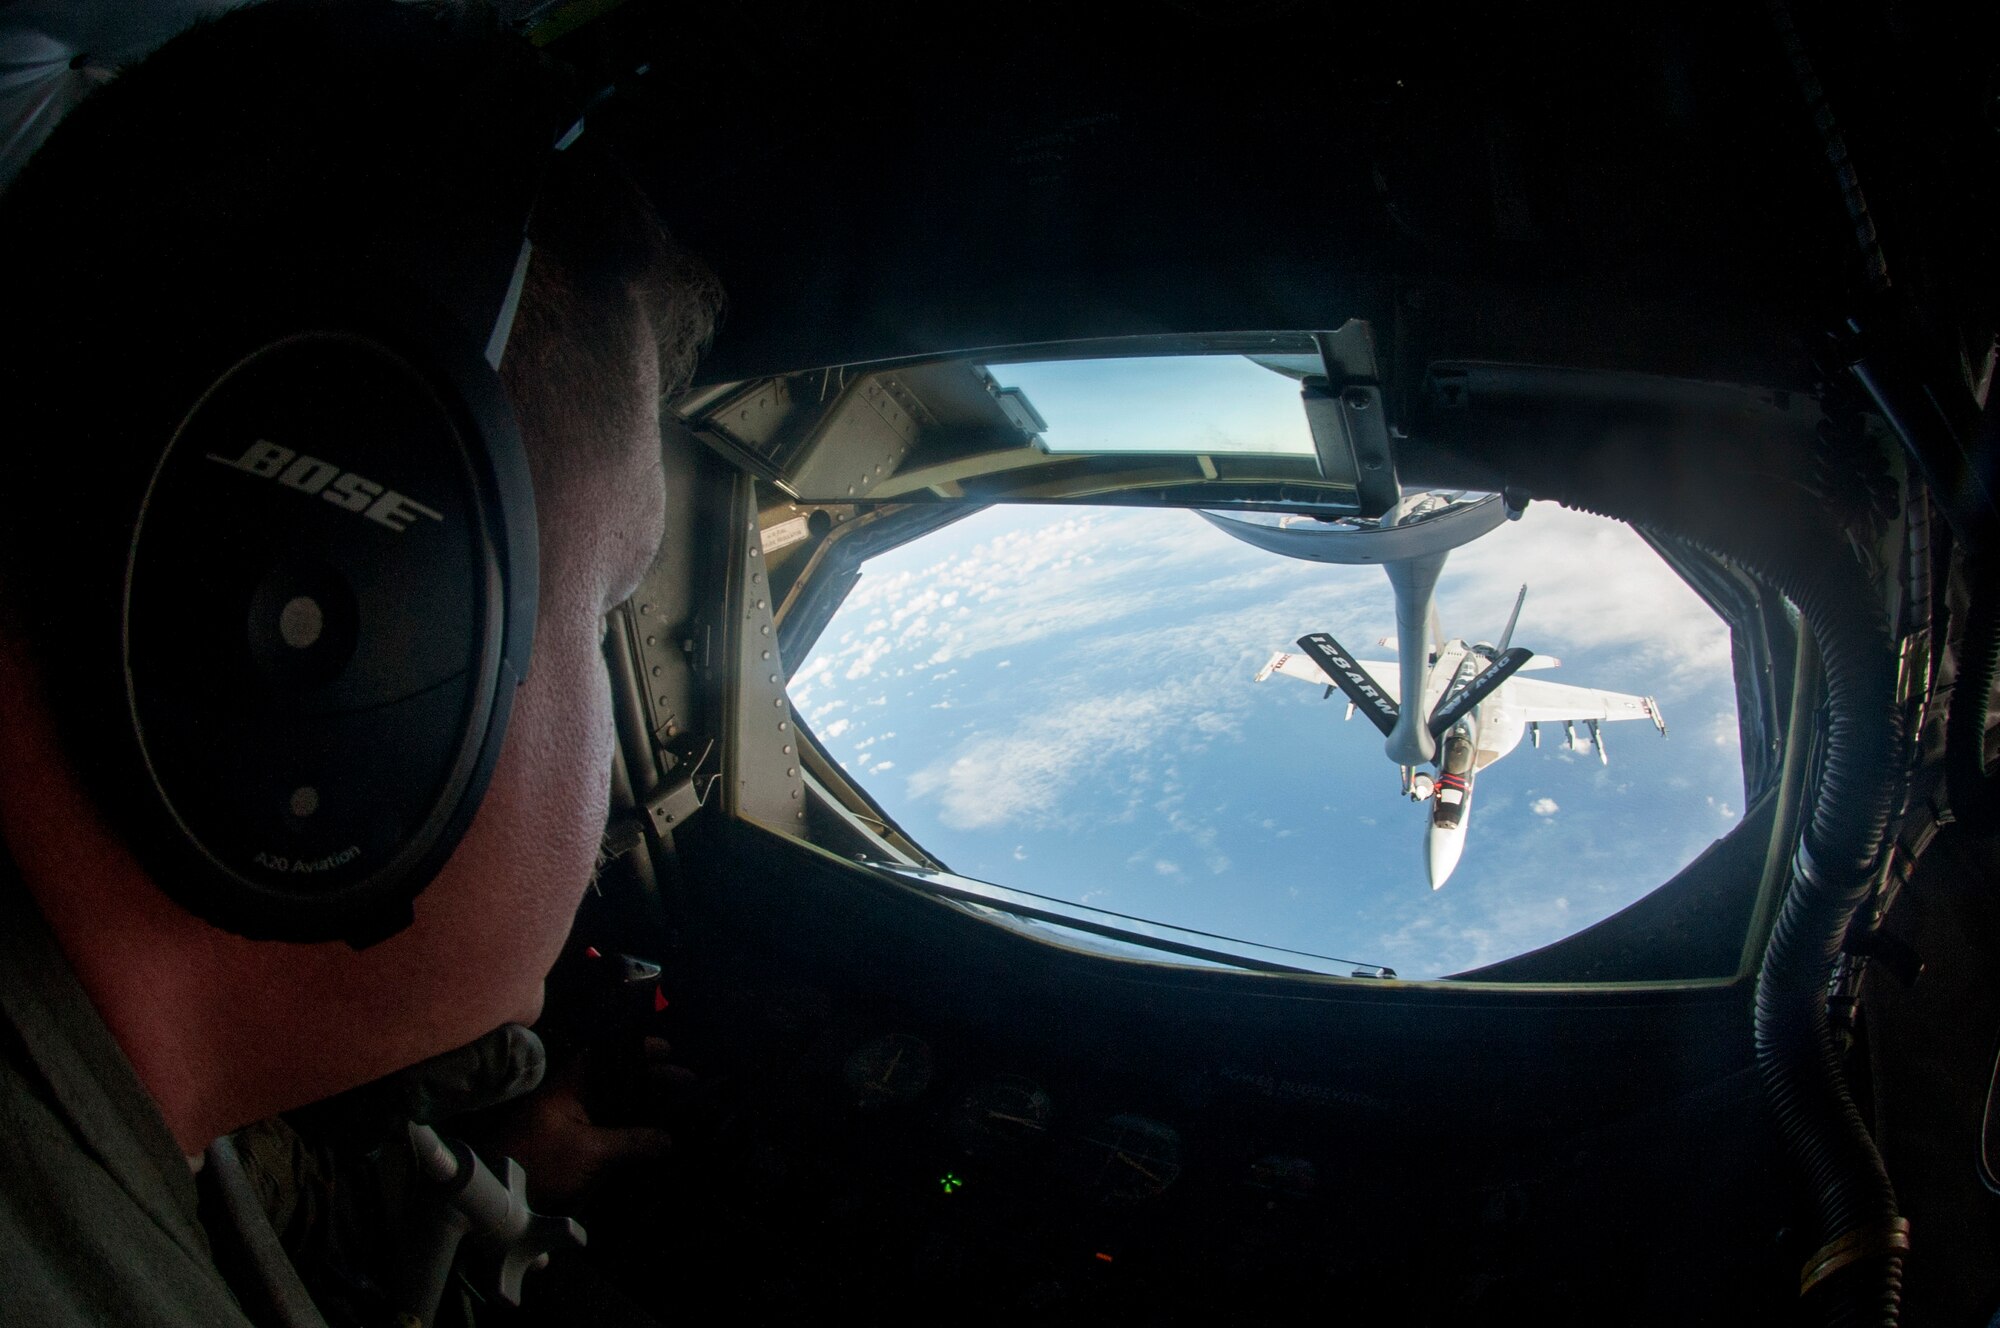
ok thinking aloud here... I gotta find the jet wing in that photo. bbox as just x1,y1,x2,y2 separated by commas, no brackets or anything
1255,649,1400,701
1503,677,1664,729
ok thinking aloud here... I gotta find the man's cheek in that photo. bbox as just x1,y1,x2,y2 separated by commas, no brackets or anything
583,662,617,801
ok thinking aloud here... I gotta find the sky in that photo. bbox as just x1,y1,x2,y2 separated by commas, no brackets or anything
987,356,1318,455
787,501,1744,979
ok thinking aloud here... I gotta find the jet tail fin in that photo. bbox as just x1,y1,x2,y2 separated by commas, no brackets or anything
1428,647,1534,740
1296,633,1399,739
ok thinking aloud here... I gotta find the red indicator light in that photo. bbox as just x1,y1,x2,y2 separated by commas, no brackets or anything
654,987,669,1013
1094,1252,1114,1264
585,946,602,959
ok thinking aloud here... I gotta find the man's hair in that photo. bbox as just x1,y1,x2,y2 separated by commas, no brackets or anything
504,145,723,494
0,0,719,662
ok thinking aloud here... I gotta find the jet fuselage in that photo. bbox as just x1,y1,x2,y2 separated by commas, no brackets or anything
1270,573,1662,891
1416,642,1530,888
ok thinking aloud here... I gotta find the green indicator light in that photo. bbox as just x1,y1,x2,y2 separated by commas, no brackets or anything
940,1173,964,1194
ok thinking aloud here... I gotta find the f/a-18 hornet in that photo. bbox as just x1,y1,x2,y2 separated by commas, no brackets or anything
1258,571,1667,891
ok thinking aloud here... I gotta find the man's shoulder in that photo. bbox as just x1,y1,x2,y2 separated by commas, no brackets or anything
0,870,259,1325
0,1036,256,1326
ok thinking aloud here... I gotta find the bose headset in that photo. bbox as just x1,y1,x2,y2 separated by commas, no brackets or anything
10,2,589,946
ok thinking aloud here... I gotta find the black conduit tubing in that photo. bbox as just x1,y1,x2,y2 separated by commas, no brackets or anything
1524,471,1904,1325
1767,0,1892,297
1948,555,2000,828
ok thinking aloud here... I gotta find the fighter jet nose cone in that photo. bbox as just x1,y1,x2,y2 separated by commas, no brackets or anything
1425,825,1464,890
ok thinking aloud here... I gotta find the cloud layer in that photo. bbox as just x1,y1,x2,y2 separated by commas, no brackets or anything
789,502,1745,977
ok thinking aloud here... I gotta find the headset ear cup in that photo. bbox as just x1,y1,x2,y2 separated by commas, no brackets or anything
0,2,572,947
121,323,535,946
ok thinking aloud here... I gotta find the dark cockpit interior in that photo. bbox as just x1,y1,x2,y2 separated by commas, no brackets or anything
520,4,2000,1322
9,1,2000,1323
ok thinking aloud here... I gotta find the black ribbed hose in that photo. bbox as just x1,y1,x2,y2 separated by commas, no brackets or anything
1532,471,1905,1325
1762,5,1968,1306
1948,556,2000,827
1767,0,1892,297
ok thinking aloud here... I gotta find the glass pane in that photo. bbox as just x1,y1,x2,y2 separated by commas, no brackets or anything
983,356,1318,455
787,503,1744,981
